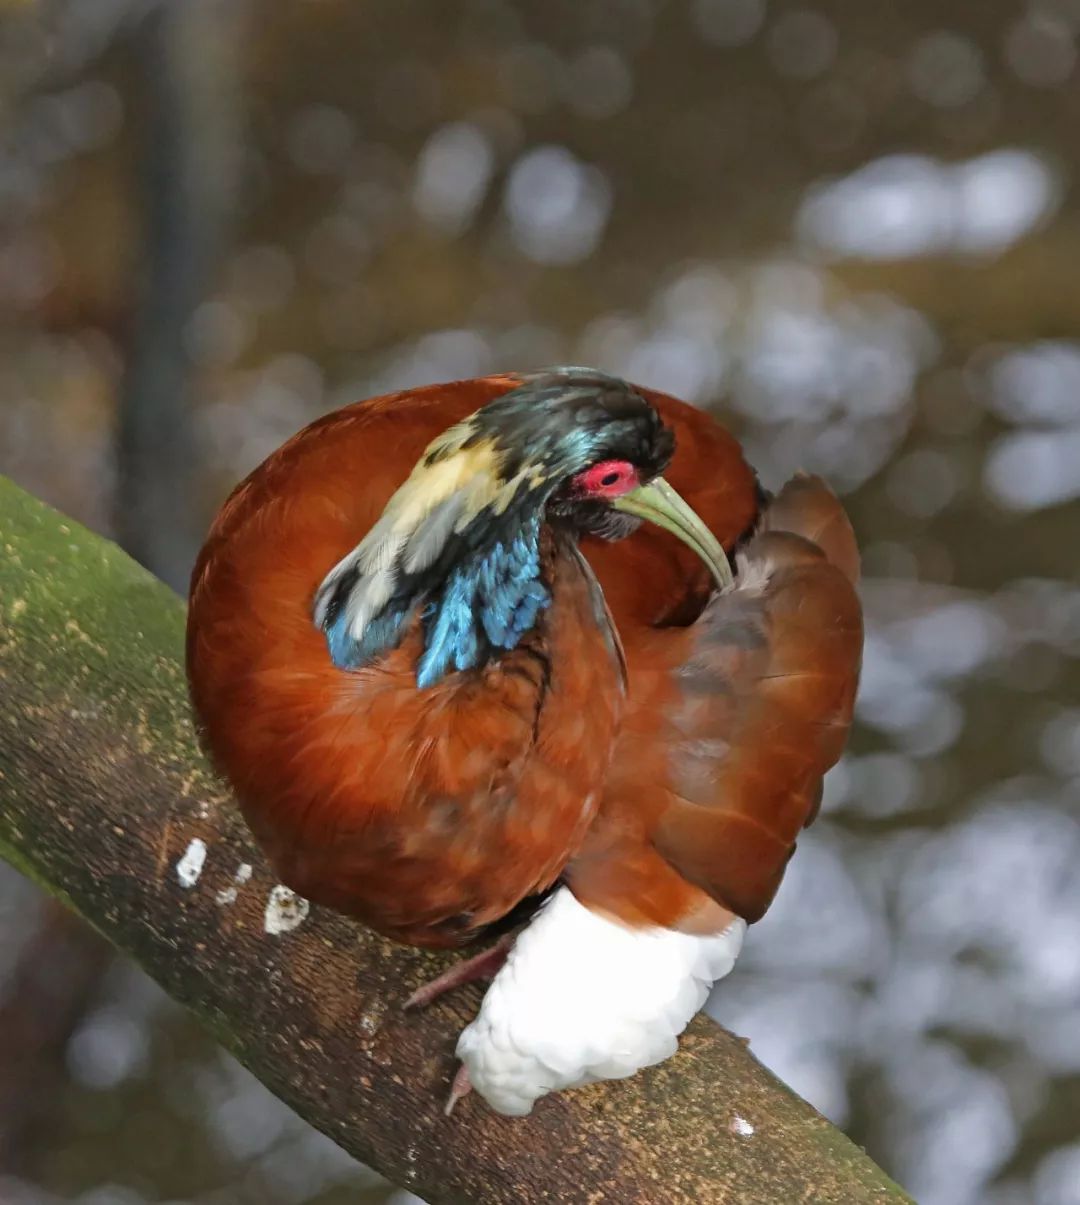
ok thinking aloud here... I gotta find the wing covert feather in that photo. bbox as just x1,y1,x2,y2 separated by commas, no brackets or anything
653,475,863,922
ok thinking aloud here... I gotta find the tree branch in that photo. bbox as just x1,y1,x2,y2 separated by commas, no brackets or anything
0,476,912,1205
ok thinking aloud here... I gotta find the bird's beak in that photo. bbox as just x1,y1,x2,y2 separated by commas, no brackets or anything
612,476,733,590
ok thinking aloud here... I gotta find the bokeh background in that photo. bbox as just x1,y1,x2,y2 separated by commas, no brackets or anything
2,1,1080,1202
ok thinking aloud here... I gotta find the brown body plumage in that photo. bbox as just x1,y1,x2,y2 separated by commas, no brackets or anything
188,372,860,944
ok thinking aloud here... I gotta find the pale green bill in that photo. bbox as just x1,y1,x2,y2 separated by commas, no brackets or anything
612,476,734,590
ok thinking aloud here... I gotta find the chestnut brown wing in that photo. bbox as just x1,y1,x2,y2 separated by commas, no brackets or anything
651,475,863,922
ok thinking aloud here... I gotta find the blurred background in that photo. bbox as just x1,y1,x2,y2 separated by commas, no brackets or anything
2,1,1079,1202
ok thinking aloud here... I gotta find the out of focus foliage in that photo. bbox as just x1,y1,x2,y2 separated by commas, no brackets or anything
2,2,1080,1204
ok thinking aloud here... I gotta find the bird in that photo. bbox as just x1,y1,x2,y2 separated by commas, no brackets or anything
186,366,863,1117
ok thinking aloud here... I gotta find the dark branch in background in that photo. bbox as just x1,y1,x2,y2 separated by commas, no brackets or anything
0,477,913,1205
1,3,242,1177
115,0,240,592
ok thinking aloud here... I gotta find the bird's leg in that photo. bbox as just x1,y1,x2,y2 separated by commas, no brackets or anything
443,1064,473,1116
403,933,514,1011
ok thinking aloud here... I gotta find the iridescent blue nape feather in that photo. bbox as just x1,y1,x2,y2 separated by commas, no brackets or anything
417,513,549,688
322,513,550,688
324,604,411,671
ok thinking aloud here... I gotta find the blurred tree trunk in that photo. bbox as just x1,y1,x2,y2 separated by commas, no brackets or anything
116,0,241,592
0,476,913,1205
0,0,242,1179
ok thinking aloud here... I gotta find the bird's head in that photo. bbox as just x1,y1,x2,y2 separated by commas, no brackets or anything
314,368,732,685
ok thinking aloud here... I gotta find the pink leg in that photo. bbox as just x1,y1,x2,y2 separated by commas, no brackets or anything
444,1064,473,1116
402,934,513,1011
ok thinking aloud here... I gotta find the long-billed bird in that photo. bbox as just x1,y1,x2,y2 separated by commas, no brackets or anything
186,367,862,1116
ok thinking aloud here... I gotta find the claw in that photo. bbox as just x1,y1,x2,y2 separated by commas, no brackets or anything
444,1064,473,1116
403,934,513,1011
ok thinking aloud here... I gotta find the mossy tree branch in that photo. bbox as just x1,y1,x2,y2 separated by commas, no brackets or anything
0,476,912,1205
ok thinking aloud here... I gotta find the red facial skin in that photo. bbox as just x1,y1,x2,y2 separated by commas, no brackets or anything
571,459,641,499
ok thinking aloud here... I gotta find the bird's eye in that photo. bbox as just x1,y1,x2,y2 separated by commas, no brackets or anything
572,459,640,499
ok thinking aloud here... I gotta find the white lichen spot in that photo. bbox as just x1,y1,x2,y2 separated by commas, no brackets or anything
215,862,255,906
176,838,207,888
264,884,310,934
731,1115,755,1137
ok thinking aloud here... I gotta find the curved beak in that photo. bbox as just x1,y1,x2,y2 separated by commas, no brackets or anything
612,476,733,590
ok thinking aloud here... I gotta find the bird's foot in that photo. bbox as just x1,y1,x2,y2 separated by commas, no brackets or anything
443,1063,473,1116
403,934,513,1011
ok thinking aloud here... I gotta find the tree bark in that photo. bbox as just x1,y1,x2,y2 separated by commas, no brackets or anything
0,476,913,1205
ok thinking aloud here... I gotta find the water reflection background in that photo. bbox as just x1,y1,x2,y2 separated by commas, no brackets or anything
1,3,1079,1203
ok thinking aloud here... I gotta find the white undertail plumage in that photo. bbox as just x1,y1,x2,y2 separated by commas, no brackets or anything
456,887,746,1116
